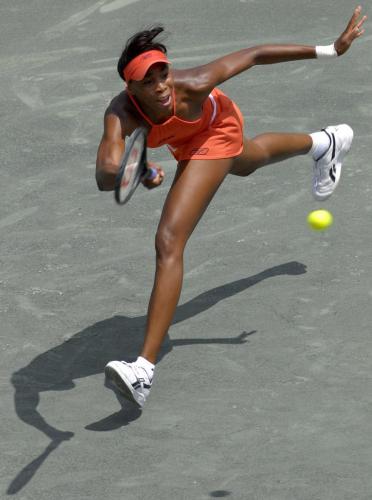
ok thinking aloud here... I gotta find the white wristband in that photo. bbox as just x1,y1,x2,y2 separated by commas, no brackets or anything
315,44,338,58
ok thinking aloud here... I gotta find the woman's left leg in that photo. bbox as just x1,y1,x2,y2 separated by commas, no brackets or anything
230,133,312,177
230,125,353,200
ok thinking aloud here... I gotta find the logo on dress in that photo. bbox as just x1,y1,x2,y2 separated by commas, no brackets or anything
190,148,209,155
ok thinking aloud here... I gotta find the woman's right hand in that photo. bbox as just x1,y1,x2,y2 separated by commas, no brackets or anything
142,163,165,190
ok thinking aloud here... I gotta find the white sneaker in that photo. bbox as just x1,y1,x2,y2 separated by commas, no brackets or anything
105,360,153,408
312,124,353,201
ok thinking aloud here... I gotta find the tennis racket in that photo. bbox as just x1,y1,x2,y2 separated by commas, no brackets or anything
114,128,157,205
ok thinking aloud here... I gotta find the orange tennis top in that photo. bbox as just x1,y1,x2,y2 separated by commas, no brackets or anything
127,87,244,161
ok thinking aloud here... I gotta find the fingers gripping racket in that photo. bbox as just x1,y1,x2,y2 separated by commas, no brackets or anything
114,128,157,205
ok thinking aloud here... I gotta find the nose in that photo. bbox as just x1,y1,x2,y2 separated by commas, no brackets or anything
156,85,166,95
155,79,167,93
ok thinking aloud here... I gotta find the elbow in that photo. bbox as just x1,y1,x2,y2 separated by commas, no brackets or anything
248,46,263,66
95,171,105,191
95,163,118,192
95,169,106,191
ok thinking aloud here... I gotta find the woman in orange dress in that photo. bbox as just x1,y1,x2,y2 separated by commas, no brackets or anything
96,7,366,408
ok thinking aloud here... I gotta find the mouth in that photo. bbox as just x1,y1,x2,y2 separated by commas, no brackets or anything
158,94,171,107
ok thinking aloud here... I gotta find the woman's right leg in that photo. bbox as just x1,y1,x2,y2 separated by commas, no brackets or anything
105,156,233,407
141,157,234,364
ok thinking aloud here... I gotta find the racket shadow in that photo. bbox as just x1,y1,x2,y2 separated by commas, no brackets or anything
8,261,306,494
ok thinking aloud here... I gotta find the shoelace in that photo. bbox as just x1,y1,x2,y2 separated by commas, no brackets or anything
121,361,152,384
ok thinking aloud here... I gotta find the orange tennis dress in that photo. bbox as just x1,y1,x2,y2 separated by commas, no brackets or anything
127,87,244,161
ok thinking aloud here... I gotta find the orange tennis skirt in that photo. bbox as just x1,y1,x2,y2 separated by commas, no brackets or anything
130,87,245,162
169,88,245,161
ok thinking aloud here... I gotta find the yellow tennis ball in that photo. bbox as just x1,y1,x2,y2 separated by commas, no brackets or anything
307,209,333,231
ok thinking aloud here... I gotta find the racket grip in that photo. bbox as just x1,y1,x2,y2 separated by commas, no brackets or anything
145,166,158,180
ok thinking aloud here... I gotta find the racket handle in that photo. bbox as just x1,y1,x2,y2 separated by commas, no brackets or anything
145,166,158,180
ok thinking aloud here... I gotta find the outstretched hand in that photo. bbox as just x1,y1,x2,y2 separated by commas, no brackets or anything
334,5,367,55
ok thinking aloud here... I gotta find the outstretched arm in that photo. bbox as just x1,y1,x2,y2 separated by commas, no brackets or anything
188,6,367,94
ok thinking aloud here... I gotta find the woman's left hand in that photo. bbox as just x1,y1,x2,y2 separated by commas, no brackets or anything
334,5,367,56
142,163,165,190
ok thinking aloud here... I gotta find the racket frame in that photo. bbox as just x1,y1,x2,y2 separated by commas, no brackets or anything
114,127,148,205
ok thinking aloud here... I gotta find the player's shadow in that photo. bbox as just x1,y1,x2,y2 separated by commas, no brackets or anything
7,261,306,495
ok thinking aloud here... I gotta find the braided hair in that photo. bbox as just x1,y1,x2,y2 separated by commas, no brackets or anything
117,26,167,81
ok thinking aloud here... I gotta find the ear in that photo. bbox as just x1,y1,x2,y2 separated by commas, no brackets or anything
126,81,135,96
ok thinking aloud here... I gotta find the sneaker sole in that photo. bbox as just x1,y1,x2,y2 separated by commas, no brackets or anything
105,363,143,408
313,124,353,201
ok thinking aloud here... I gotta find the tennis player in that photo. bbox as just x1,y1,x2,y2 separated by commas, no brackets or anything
96,7,367,408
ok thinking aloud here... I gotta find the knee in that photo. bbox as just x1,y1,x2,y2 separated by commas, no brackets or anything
231,145,269,177
250,138,272,167
155,225,184,262
230,163,258,177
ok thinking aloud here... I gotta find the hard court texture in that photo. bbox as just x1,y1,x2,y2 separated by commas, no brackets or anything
1,1,372,499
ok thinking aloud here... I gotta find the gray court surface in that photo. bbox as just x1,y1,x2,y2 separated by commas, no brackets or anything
1,1,372,499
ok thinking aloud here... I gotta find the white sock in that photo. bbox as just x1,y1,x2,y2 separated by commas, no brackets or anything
136,356,155,378
309,130,331,161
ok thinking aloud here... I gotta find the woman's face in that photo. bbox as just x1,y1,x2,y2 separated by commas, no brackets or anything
128,63,174,116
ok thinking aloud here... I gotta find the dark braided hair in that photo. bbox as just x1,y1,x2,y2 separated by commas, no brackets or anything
117,26,167,81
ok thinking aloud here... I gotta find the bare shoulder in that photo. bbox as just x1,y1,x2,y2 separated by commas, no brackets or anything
172,68,211,102
103,91,146,138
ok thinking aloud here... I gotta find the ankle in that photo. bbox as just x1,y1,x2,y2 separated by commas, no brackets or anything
136,356,155,373
309,130,331,161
